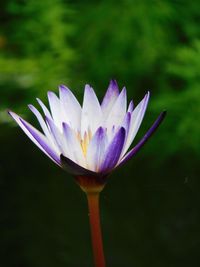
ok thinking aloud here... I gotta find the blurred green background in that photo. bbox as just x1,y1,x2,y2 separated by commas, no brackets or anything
0,0,200,266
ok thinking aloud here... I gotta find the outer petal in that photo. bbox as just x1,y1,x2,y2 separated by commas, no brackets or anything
8,111,61,165
105,87,127,131
59,85,81,130
81,84,102,136
118,111,166,168
60,154,100,177
100,127,126,173
86,127,107,172
28,104,52,141
101,79,119,119
122,92,150,156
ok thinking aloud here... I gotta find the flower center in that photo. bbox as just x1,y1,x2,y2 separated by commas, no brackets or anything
77,129,92,157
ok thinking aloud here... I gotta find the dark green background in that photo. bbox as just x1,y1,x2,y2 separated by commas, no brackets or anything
0,0,200,266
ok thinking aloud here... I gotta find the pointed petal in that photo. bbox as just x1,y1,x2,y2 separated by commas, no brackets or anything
81,84,102,136
62,122,86,167
28,104,51,139
59,85,81,130
29,104,59,153
128,100,134,113
47,91,61,128
105,87,127,130
86,127,107,172
122,92,150,155
8,111,60,165
60,154,99,176
118,111,167,167
100,127,126,173
101,79,119,118
36,98,52,119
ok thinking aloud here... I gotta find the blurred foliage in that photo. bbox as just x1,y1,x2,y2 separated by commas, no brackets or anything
72,0,200,157
152,39,200,157
0,0,74,116
0,0,200,267
73,0,174,90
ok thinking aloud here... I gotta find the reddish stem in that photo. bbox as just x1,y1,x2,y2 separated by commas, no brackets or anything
87,193,106,267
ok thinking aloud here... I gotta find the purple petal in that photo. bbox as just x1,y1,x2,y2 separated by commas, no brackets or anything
101,79,119,111
8,111,61,165
60,154,99,177
118,111,167,168
20,118,61,165
87,127,107,172
122,112,131,135
100,127,126,173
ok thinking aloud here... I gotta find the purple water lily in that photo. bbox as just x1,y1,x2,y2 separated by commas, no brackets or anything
8,79,166,267
9,80,166,178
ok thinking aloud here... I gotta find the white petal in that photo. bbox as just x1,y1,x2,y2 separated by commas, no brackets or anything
59,85,81,130
105,87,127,132
62,123,86,167
36,98,52,119
45,116,66,154
81,85,102,136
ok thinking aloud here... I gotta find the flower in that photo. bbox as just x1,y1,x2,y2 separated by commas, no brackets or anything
8,80,166,181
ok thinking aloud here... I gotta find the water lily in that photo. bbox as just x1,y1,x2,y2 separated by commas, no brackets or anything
8,80,165,180
8,80,166,267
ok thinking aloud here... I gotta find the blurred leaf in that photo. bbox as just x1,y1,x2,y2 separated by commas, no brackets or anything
0,0,74,117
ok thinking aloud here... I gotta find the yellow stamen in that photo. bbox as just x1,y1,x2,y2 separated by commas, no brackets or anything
79,129,92,156
77,129,93,157
81,132,87,156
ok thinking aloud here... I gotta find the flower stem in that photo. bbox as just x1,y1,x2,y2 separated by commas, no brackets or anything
86,192,106,267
